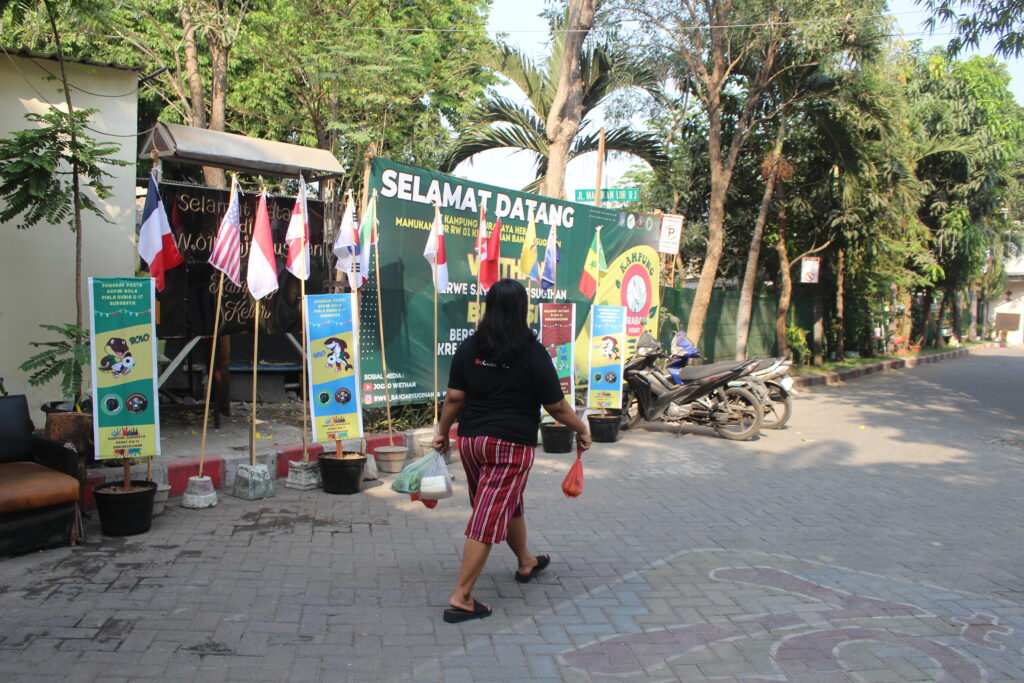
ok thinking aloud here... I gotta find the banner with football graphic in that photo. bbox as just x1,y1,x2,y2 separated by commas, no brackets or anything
304,293,363,442
89,277,160,460
587,305,627,409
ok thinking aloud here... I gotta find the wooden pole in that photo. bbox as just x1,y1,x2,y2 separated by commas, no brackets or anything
594,127,606,208
198,271,225,478
250,299,260,466
299,279,310,461
367,190,396,446
433,248,439,426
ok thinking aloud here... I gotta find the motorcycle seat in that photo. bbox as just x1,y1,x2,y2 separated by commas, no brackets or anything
678,360,745,381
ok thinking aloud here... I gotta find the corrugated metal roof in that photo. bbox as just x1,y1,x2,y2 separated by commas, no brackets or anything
140,122,345,181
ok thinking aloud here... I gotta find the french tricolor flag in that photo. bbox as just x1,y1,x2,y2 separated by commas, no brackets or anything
138,172,184,292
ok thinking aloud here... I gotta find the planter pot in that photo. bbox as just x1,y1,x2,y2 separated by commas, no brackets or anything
42,410,93,464
587,414,621,443
415,434,455,464
374,445,409,473
540,423,574,453
319,453,367,494
152,482,172,516
93,480,157,536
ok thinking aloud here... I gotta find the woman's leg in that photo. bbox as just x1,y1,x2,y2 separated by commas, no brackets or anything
450,538,493,611
506,515,538,574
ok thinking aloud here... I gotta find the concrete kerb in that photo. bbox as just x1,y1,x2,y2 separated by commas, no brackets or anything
792,341,1006,389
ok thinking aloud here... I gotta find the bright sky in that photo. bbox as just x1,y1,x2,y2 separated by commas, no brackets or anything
452,0,1024,193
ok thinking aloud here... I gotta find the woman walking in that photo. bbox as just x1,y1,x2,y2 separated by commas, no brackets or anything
433,279,592,623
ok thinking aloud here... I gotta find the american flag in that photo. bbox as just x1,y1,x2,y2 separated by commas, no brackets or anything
209,177,241,286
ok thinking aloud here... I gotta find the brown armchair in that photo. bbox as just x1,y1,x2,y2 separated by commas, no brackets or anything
0,395,83,556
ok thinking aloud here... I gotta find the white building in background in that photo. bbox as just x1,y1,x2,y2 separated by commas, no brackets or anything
992,250,1024,345
0,51,139,423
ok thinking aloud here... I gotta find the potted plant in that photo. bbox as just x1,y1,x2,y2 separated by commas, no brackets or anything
19,323,93,458
92,457,157,536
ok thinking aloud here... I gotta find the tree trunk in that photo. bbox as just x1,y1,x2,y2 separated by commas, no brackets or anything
542,0,594,199
180,0,206,130
969,288,979,340
45,2,84,332
951,289,963,341
812,284,824,366
935,291,948,348
735,126,785,359
774,182,791,358
898,287,913,341
835,248,845,358
916,288,933,347
204,35,229,189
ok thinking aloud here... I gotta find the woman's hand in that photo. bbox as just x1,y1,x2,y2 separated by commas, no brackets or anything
577,431,593,451
432,433,449,454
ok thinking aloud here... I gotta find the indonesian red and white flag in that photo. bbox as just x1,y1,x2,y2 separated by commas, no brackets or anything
246,191,279,300
285,175,310,280
208,176,241,286
332,194,359,288
423,204,448,294
475,205,488,256
479,216,502,292
138,172,184,292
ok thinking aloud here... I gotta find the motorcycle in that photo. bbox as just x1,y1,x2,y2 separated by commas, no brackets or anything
621,330,764,441
660,326,795,430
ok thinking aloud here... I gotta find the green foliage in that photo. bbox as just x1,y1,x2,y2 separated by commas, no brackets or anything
787,323,810,365
363,403,436,433
923,0,1024,58
18,324,90,409
0,107,124,230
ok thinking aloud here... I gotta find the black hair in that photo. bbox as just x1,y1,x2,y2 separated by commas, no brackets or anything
475,279,535,366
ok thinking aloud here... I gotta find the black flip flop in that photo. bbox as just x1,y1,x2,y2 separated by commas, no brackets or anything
443,599,492,623
514,554,551,584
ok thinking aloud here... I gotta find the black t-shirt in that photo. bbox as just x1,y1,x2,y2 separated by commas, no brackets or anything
448,335,564,446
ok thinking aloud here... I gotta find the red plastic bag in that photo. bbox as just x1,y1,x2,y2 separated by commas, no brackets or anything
561,446,584,498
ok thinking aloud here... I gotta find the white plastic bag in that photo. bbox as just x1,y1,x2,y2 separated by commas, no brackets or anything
417,450,453,500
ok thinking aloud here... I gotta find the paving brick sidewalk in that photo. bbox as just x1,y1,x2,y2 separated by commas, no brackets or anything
1,346,1023,682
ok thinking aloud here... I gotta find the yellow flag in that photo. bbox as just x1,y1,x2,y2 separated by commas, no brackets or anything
518,209,539,281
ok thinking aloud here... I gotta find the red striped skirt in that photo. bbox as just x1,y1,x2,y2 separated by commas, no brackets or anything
457,436,535,544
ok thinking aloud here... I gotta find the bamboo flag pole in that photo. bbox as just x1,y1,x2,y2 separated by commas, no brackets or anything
339,188,357,457
300,277,310,462
594,128,607,417
370,191,397,446
250,299,260,466
433,245,439,426
199,271,225,477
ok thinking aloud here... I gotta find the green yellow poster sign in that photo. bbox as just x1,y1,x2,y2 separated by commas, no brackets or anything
89,278,160,459
587,305,626,409
360,157,661,407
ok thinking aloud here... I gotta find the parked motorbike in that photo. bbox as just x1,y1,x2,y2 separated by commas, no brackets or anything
658,325,795,430
621,331,764,440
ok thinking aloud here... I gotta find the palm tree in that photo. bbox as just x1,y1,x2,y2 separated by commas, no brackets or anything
440,38,668,195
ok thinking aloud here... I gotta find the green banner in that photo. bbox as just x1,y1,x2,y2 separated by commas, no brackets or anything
360,158,661,407
89,277,160,459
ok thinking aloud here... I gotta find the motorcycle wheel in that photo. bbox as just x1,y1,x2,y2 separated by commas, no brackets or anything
760,383,792,429
620,389,643,430
711,386,763,441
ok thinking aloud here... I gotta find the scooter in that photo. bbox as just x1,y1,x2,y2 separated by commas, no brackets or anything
659,326,796,430
621,331,764,441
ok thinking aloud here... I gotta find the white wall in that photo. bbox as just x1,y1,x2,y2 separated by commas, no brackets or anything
991,253,1024,345
0,55,138,425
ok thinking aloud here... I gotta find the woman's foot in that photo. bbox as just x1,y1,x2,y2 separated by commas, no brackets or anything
449,593,491,613
443,598,492,623
514,554,550,583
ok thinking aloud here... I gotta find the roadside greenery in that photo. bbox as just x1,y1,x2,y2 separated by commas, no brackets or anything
7,0,1022,371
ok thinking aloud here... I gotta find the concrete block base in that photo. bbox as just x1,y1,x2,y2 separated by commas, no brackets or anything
284,460,320,490
231,464,276,500
182,476,218,509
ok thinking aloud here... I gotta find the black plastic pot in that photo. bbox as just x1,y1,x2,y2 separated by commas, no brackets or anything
93,480,157,536
319,454,367,495
587,414,621,443
540,423,574,453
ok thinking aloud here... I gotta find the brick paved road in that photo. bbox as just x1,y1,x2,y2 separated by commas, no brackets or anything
1,346,1022,682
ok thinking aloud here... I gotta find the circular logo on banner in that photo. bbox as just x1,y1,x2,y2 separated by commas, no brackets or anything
101,395,121,416
621,263,654,337
318,391,331,406
335,388,352,405
605,371,618,383
125,393,147,414
626,214,637,230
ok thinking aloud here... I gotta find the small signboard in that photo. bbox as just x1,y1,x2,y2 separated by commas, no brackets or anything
658,214,685,254
575,188,639,203
587,305,626,409
801,256,821,284
305,293,363,442
540,303,576,398
89,277,160,460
